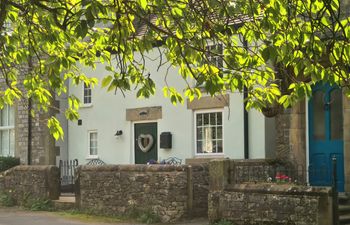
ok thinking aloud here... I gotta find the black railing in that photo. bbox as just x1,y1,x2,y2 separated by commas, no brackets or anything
230,160,339,225
332,157,339,225
59,159,78,193
231,164,307,185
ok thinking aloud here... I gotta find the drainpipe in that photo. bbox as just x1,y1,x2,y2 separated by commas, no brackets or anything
243,39,249,159
243,87,249,159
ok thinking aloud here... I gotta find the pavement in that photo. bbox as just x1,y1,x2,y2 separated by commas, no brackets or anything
0,207,209,225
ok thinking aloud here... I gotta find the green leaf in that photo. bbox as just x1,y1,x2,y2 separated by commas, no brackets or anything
47,117,64,140
102,76,112,88
138,0,147,9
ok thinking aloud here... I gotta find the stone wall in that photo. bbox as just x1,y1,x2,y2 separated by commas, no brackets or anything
0,165,60,202
0,71,56,165
209,184,332,225
209,159,333,225
191,164,209,216
275,101,306,172
75,164,209,222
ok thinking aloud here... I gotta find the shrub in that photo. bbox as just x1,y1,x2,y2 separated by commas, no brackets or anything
213,219,235,225
126,206,160,224
137,209,160,224
0,191,16,207
28,198,53,211
0,156,20,172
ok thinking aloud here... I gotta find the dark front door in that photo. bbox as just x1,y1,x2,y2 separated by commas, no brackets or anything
309,83,344,191
134,122,157,164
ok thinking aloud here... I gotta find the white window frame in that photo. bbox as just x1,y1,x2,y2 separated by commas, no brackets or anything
82,83,92,107
194,109,224,156
206,43,223,69
87,130,98,159
195,43,224,88
0,105,15,156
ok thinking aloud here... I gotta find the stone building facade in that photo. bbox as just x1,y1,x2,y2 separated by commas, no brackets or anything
276,94,350,192
0,70,56,165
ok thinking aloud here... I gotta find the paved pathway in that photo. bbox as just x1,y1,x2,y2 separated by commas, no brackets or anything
0,207,209,225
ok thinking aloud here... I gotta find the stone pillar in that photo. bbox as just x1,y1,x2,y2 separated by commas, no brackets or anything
186,165,193,217
209,159,230,191
208,159,230,223
343,94,350,192
275,101,306,173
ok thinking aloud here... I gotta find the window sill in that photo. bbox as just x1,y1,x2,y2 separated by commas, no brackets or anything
81,103,93,108
86,155,99,160
194,153,225,158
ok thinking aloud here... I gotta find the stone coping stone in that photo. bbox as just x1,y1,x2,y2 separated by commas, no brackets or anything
0,165,58,176
78,164,208,172
225,183,332,196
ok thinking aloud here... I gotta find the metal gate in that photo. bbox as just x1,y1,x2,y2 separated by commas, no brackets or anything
59,159,78,193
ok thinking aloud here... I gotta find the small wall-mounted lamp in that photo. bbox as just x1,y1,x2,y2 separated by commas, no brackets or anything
115,130,123,137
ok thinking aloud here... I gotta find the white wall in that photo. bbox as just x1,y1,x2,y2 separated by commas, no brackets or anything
55,83,69,165
248,109,266,159
67,49,270,164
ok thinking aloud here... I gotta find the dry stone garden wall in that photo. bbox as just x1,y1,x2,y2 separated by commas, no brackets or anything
0,165,60,202
75,164,208,222
209,159,333,225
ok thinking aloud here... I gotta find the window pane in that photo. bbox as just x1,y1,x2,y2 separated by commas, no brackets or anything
197,141,203,153
89,132,97,155
211,127,216,139
1,105,7,126
197,128,203,140
212,141,217,153
90,148,96,156
330,89,343,140
9,129,14,156
1,130,9,155
203,113,209,125
9,106,14,126
313,91,325,140
217,112,222,125
217,140,223,153
210,113,216,125
217,126,222,139
196,114,203,126
204,127,212,141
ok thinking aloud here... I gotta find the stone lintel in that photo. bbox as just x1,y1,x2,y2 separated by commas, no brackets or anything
126,106,162,121
187,94,229,110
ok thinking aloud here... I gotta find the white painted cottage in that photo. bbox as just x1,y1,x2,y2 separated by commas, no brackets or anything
57,46,276,165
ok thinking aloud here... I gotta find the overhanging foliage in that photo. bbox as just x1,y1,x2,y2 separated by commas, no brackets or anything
0,0,349,138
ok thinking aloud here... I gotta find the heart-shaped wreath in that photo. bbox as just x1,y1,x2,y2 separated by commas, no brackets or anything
137,134,154,152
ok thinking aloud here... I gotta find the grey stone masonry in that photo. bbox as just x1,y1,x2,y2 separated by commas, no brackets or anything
0,67,56,165
0,165,60,202
75,164,209,222
209,184,332,225
208,159,333,225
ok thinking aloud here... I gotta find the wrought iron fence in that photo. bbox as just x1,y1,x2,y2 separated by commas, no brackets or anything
230,163,307,185
59,159,78,193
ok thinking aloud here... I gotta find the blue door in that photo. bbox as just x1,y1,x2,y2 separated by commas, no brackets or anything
309,83,344,191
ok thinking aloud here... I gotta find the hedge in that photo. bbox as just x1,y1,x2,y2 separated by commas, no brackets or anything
0,156,20,172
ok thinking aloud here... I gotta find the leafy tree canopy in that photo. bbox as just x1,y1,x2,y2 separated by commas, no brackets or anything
0,0,349,139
